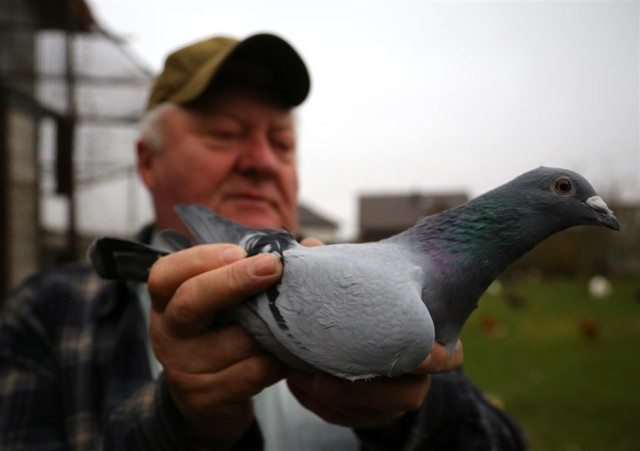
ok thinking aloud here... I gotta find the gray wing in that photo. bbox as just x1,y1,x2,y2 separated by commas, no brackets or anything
175,204,260,244
230,297,318,373
252,242,435,380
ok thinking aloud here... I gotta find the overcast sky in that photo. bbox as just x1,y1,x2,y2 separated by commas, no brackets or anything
84,0,639,239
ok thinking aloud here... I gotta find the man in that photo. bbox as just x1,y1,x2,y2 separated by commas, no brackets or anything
0,33,526,449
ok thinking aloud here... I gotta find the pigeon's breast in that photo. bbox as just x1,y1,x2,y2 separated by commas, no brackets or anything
271,243,434,379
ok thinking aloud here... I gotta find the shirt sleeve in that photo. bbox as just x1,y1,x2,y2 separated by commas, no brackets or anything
0,272,188,450
102,374,191,449
0,269,263,451
104,372,266,450
0,277,70,450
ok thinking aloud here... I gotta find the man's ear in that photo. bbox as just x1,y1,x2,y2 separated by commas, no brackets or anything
136,138,156,189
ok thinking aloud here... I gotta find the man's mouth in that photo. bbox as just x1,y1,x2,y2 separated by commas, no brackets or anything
226,192,275,208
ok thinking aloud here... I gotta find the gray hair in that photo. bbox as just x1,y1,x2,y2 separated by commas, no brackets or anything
138,102,177,152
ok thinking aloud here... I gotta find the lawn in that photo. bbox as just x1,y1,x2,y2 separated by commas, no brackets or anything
460,277,640,451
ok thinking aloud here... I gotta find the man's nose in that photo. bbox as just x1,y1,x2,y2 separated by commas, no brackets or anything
237,134,279,173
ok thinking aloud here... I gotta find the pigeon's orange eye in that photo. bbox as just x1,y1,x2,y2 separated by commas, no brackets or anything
553,177,573,195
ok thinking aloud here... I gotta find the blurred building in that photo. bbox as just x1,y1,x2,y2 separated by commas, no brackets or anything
358,191,468,242
0,0,152,295
298,204,339,243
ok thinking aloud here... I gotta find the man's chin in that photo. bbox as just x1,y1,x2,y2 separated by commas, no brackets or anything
218,204,283,230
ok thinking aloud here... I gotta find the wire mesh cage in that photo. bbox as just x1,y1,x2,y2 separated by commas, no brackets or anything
1,0,154,293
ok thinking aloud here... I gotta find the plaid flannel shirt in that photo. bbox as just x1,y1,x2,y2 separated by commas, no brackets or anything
0,259,526,450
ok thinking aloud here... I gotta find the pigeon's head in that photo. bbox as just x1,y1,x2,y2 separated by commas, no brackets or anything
512,167,620,231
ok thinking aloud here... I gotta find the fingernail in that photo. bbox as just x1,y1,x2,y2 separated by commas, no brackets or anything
250,254,280,277
221,246,246,264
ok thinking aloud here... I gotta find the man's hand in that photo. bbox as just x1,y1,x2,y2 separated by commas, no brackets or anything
146,237,463,445
286,341,463,428
147,244,285,448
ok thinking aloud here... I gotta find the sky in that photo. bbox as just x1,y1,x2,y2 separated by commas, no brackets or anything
82,0,639,239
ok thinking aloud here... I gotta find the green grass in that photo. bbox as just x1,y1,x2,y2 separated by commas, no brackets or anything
460,277,640,451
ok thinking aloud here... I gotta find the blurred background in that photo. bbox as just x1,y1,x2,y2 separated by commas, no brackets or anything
0,0,638,449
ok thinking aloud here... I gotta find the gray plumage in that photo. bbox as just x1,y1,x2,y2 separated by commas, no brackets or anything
89,167,619,380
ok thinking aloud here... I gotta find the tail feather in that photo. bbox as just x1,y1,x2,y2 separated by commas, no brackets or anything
160,229,193,251
88,237,169,282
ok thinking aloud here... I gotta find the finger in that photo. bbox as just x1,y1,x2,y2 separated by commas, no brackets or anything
411,340,464,375
450,340,464,368
161,253,282,336
300,236,324,247
287,371,430,412
168,354,286,445
288,381,405,427
152,324,266,374
171,354,287,409
148,244,247,309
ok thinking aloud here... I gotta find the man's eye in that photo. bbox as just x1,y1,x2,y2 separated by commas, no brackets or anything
275,144,295,162
211,130,236,139
271,133,295,153
272,140,292,153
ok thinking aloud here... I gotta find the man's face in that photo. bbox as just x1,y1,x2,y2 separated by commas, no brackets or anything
138,89,299,235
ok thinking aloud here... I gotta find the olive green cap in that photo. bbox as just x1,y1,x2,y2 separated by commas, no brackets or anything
146,33,310,110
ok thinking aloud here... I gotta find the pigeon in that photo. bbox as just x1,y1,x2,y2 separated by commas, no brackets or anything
89,167,619,380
